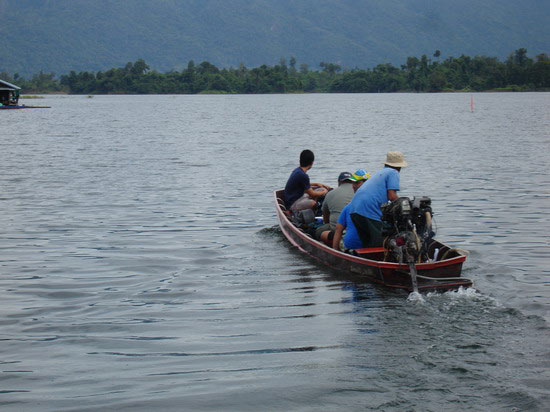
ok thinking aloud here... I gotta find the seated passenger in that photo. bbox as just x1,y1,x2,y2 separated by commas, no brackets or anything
319,169,369,246
332,202,363,251
314,171,355,240
284,149,330,212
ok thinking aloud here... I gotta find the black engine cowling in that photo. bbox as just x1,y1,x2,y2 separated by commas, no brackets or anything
381,196,434,263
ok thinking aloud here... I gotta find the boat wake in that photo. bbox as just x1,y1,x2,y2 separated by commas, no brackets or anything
407,286,499,306
258,225,282,236
401,286,518,327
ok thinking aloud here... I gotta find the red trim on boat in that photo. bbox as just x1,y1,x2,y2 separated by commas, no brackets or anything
275,195,465,269
274,190,470,291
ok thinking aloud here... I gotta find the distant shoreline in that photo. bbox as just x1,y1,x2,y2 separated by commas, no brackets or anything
22,88,550,96
7,49,549,95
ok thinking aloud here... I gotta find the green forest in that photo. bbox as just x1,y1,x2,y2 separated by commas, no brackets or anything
2,49,549,95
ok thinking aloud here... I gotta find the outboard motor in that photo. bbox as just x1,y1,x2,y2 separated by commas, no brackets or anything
381,196,434,264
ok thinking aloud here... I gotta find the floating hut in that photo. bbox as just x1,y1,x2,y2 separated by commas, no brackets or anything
0,79,21,106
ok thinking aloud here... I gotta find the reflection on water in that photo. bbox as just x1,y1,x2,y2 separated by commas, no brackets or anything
1,93,549,411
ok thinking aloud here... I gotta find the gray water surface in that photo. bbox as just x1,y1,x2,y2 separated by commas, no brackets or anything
1,93,549,411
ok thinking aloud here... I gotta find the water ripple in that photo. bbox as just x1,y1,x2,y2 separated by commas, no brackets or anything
1,93,549,411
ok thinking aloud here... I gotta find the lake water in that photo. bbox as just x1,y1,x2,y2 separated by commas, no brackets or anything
1,93,549,411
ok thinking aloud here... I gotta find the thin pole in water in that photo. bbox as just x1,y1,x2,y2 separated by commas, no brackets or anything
470,95,475,113
408,262,419,294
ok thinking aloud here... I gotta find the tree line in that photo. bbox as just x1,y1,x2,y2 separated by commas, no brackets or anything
2,49,548,94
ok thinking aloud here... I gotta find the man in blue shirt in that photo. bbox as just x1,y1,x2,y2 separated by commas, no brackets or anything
331,170,368,250
333,203,363,250
284,149,330,212
349,152,408,248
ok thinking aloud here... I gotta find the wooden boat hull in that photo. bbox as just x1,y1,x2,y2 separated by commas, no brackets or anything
275,190,471,292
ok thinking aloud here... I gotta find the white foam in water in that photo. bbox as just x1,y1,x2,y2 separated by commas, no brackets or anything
445,286,479,298
450,287,503,308
407,287,481,305
421,286,478,300
423,287,502,308
407,291,425,303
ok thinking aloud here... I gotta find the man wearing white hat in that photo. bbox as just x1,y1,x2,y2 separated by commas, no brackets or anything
346,152,408,248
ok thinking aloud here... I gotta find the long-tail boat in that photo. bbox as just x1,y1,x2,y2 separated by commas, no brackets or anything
275,190,472,292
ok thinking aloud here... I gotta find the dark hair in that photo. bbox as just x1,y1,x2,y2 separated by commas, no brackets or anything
300,149,315,167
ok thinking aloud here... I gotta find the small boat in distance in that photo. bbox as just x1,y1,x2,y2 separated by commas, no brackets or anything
274,190,472,292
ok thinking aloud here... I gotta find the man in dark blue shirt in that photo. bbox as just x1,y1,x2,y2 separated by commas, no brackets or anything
284,149,330,211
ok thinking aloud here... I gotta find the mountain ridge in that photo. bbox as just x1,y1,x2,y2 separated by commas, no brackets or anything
1,0,548,77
